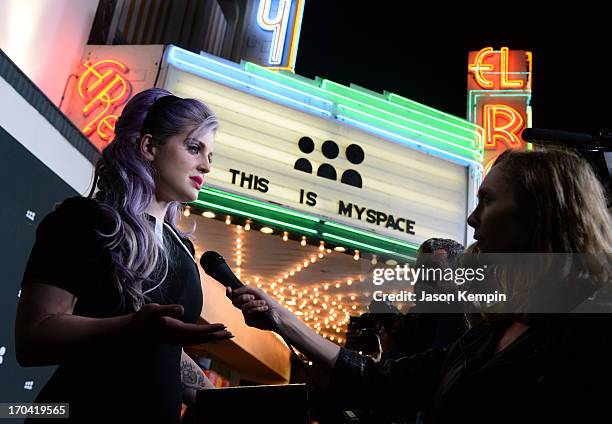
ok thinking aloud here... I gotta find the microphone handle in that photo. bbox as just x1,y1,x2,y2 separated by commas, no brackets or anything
217,262,245,290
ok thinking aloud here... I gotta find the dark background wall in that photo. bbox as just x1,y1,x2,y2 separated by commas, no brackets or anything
0,126,78,422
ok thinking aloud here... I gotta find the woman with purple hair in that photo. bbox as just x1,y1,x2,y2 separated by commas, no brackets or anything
15,88,230,422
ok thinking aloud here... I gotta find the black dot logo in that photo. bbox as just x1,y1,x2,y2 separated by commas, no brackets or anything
294,158,312,173
294,137,364,189
298,136,314,153
322,140,339,159
317,164,337,180
346,144,364,164
295,137,315,173
341,169,362,188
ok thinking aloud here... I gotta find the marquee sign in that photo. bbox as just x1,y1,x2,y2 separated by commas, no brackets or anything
160,46,482,252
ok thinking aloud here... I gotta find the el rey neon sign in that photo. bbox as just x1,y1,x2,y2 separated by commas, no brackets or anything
467,47,532,171
78,59,131,142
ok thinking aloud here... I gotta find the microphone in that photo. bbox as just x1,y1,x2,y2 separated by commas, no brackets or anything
200,251,244,290
201,250,280,333
522,128,612,151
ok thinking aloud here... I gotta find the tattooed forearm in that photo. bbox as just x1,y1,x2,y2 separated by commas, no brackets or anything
180,350,214,390
181,357,199,387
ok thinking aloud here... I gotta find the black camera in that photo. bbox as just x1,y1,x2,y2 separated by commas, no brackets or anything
344,314,383,356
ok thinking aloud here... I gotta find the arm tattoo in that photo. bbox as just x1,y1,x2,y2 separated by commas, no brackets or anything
181,357,199,387
181,352,210,390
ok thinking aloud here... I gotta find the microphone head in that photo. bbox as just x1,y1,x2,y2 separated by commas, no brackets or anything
200,250,245,290
200,251,226,275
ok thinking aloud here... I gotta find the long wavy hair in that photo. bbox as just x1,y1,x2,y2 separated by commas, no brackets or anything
482,147,612,316
494,148,612,254
88,88,218,311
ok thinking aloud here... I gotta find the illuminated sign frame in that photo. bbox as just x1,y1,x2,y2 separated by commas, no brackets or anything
166,46,484,168
255,0,305,71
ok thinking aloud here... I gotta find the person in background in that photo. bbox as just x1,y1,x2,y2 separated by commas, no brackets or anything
228,147,612,423
16,88,231,423
384,238,467,360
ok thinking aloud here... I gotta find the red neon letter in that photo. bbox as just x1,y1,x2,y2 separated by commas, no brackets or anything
483,104,524,149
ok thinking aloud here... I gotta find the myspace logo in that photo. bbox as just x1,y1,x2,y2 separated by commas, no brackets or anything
294,137,365,188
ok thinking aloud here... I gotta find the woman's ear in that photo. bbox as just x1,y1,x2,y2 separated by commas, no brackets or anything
139,134,156,161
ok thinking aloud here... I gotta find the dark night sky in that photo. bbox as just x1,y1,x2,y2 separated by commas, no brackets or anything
295,3,612,135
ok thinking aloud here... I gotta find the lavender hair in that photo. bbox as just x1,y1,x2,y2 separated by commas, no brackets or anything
88,88,218,311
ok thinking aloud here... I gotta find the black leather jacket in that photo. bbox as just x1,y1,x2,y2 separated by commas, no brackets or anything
330,314,612,423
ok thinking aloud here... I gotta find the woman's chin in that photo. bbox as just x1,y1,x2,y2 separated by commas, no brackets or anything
187,186,201,201
174,191,198,203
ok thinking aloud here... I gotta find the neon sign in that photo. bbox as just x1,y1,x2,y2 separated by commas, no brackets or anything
77,59,131,142
256,0,292,65
467,47,495,89
255,0,305,71
483,104,524,149
468,47,530,90
467,47,532,171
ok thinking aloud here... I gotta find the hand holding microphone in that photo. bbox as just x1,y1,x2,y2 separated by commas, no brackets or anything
200,251,285,332
202,252,341,374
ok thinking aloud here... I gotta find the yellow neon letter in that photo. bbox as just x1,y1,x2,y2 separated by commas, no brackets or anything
97,115,118,141
500,47,525,88
468,47,495,89
78,60,130,137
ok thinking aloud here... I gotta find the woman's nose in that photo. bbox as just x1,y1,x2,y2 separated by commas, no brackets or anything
198,161,210,174
467,207,479,229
